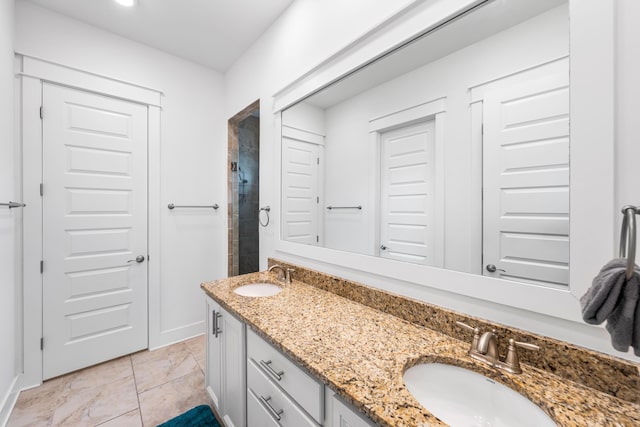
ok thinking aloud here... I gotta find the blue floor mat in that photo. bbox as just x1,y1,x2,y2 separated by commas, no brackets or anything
157,405,220,427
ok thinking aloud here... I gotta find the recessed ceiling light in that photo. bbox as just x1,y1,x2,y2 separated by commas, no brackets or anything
115,0,136,7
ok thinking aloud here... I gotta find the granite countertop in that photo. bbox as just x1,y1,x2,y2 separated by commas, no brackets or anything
201,271,640,427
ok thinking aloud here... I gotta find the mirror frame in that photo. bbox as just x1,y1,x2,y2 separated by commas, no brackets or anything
272,0,614,323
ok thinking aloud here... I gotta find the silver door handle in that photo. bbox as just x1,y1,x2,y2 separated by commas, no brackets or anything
127,255,145,263
1,201,26,209
486,264,506,273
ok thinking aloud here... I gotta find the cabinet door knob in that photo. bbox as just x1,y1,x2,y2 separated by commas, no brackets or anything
486,264,506,273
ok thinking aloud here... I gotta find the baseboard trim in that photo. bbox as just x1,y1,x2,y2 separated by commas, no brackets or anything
0,374,22,427
149,321,204,351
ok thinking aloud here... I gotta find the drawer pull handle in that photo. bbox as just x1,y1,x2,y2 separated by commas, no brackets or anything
211,310,218,338
259,395,284,421
214,312,222,338
259,359,284,381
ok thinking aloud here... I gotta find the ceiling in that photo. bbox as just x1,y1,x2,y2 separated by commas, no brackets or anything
21,0,295,71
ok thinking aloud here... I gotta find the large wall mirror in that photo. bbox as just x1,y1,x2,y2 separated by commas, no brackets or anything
281,0,569,289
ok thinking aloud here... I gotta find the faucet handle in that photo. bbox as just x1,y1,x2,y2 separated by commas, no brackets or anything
503,338,540,374
285,268,295,284
455,321,475,332
513,340,539,351
456,321,481,353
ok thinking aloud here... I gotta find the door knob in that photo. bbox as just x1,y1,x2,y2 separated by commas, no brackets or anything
486,264,505,273
380,245,388,251
127,255,145,263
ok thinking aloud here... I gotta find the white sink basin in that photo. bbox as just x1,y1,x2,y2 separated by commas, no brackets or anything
233,283,282,297
403,363,556,427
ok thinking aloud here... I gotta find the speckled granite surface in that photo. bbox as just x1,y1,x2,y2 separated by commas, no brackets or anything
268,259,640,404
201,268,640,427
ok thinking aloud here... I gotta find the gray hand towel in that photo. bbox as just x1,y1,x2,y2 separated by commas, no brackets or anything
581,258,640,355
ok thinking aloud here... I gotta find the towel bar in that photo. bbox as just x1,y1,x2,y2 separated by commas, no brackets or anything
259,206,270,227
326,205,362,210
168,203,219,210
620,205,640,280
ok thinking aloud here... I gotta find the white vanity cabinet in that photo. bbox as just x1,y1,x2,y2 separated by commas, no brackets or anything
206,296,246,427
328,392,376,427
204,296,377,427
247,329,324,426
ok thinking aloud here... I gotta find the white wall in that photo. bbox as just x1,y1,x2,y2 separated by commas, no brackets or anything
226,0,639,361
616,1,640,225
0,0,17,423
15,1,227,358
282,102,325,136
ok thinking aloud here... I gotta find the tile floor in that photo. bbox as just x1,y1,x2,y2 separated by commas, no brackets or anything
7,335,216,427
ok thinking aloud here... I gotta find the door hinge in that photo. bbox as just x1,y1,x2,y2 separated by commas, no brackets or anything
40,260,44,274
317,157,320,165
316,196,319,204
40,337,44,350
40,183,43,197
316,235,319,243
39,106,43,120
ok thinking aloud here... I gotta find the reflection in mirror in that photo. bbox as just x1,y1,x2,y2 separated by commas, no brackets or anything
281,0,569,289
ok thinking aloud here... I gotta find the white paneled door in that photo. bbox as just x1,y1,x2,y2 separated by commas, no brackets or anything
42,83,149,379
379,120,437,265
281,137,320,245
482,73,570,287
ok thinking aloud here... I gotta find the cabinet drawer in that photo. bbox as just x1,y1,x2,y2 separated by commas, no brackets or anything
247,389,280,427
248,360,319,427
247,329,323,423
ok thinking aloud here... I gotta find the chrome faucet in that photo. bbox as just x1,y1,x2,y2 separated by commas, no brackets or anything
456,321,539,374
268,264,295,284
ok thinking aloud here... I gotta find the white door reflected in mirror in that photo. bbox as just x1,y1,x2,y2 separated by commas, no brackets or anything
379,120,438,266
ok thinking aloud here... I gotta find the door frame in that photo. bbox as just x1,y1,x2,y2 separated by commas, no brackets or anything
18,54,162,388
227,100,260,277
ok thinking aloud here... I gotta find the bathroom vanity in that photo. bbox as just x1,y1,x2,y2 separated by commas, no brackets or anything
204,286,373,427
201,262,640,427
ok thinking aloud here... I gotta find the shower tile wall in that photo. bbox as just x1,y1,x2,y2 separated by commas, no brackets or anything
238,115,260,274
228,119,239,276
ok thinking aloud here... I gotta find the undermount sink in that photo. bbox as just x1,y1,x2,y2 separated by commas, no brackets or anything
233,283,282,297
403,363,556,427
